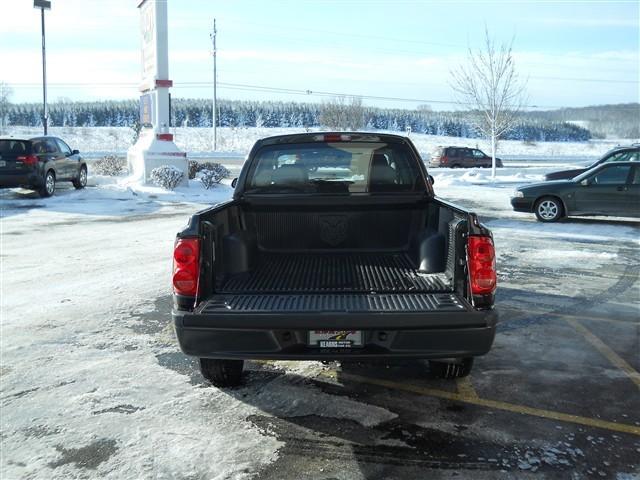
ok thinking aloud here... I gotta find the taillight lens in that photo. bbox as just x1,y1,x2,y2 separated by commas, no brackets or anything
315,134,351,142
441,156,448,164
17,155,38,165
468,236,496,295
172,238,200,296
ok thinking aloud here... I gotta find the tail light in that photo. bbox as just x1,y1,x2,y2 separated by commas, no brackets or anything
440,156,448,165
172,238,200,296
468,236,496,295
17,155,38,165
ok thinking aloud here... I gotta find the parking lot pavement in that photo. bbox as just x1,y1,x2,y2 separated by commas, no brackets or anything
2,195,638,479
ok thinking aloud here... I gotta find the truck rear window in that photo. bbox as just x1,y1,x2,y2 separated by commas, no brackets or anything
0,140,31,156
246,142,424,194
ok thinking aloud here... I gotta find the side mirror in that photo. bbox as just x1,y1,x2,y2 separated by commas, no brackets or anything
580,179,589,186
72,149,79,155
428,175,435,185
231,178,238,188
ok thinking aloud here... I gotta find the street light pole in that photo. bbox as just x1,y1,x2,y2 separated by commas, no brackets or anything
34,0,51,135
41,7,47,135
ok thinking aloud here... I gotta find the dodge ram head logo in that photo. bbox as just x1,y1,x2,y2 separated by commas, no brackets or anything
328,331,355,340
319,215,348,246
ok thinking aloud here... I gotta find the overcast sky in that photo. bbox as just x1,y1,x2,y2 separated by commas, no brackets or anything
1,0,638,110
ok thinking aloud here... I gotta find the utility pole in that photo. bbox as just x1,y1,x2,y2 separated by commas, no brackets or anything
210,19,217,151
34,0,51,135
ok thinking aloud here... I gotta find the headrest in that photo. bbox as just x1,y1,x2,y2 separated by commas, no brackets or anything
271,164,309,185
371,153,388,167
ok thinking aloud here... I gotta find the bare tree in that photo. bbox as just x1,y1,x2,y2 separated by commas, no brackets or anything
319,96,365,131
450,29,527,177
0,82,13,133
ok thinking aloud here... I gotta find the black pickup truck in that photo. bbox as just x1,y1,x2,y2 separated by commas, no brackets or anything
172,133,498,386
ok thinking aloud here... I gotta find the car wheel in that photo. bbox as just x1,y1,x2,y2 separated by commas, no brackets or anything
429,358,474,379
40,170,56,197
199,358,244,387
534,196,564,222
73,165,87,189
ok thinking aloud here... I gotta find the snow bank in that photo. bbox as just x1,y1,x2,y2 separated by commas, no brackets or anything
0,174,234,220
432,168,544,187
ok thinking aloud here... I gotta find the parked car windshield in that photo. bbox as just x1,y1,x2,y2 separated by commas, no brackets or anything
246,142,424,194
588,149,639,168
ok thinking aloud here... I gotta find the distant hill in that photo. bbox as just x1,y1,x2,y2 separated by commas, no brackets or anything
1,98,593,143
522,103,639,139
6,100,639,140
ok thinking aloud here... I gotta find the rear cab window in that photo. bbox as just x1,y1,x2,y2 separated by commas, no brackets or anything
246,141,425,194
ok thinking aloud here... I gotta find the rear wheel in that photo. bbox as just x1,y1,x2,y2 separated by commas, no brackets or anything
429,358,474,379
534,196,564,222
73,165,87,189
39,170,56,197
199,358,244,387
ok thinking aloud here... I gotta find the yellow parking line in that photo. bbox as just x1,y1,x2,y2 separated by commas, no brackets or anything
564,317,640,390
323,372,640,436
456,377,479,400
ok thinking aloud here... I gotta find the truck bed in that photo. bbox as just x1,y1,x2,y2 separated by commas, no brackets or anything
220,252,452,294
193,252,464,318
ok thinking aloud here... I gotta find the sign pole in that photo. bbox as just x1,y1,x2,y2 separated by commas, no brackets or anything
128,0,187,186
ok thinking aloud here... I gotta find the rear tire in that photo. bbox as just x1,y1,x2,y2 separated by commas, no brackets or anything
199,358,244,387
429,358,474,379
534,196,564,222
39,170,56,197
73,165,87,189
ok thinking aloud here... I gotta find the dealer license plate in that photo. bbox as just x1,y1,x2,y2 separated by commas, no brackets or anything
309,330,363,348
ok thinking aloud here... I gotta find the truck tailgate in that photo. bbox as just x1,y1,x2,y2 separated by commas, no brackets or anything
181,292,495,330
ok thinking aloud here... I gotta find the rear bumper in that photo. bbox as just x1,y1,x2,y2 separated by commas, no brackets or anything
0,172,42,189
173,308,498,360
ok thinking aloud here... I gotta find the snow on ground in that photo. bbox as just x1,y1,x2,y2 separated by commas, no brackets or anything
5,125,634,161
0,175,235,221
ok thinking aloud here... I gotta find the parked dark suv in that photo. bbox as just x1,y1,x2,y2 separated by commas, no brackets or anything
429,146,503,168
0,136,87,197
544,144,640,181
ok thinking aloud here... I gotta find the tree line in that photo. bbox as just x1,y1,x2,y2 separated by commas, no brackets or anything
1,97,594,142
